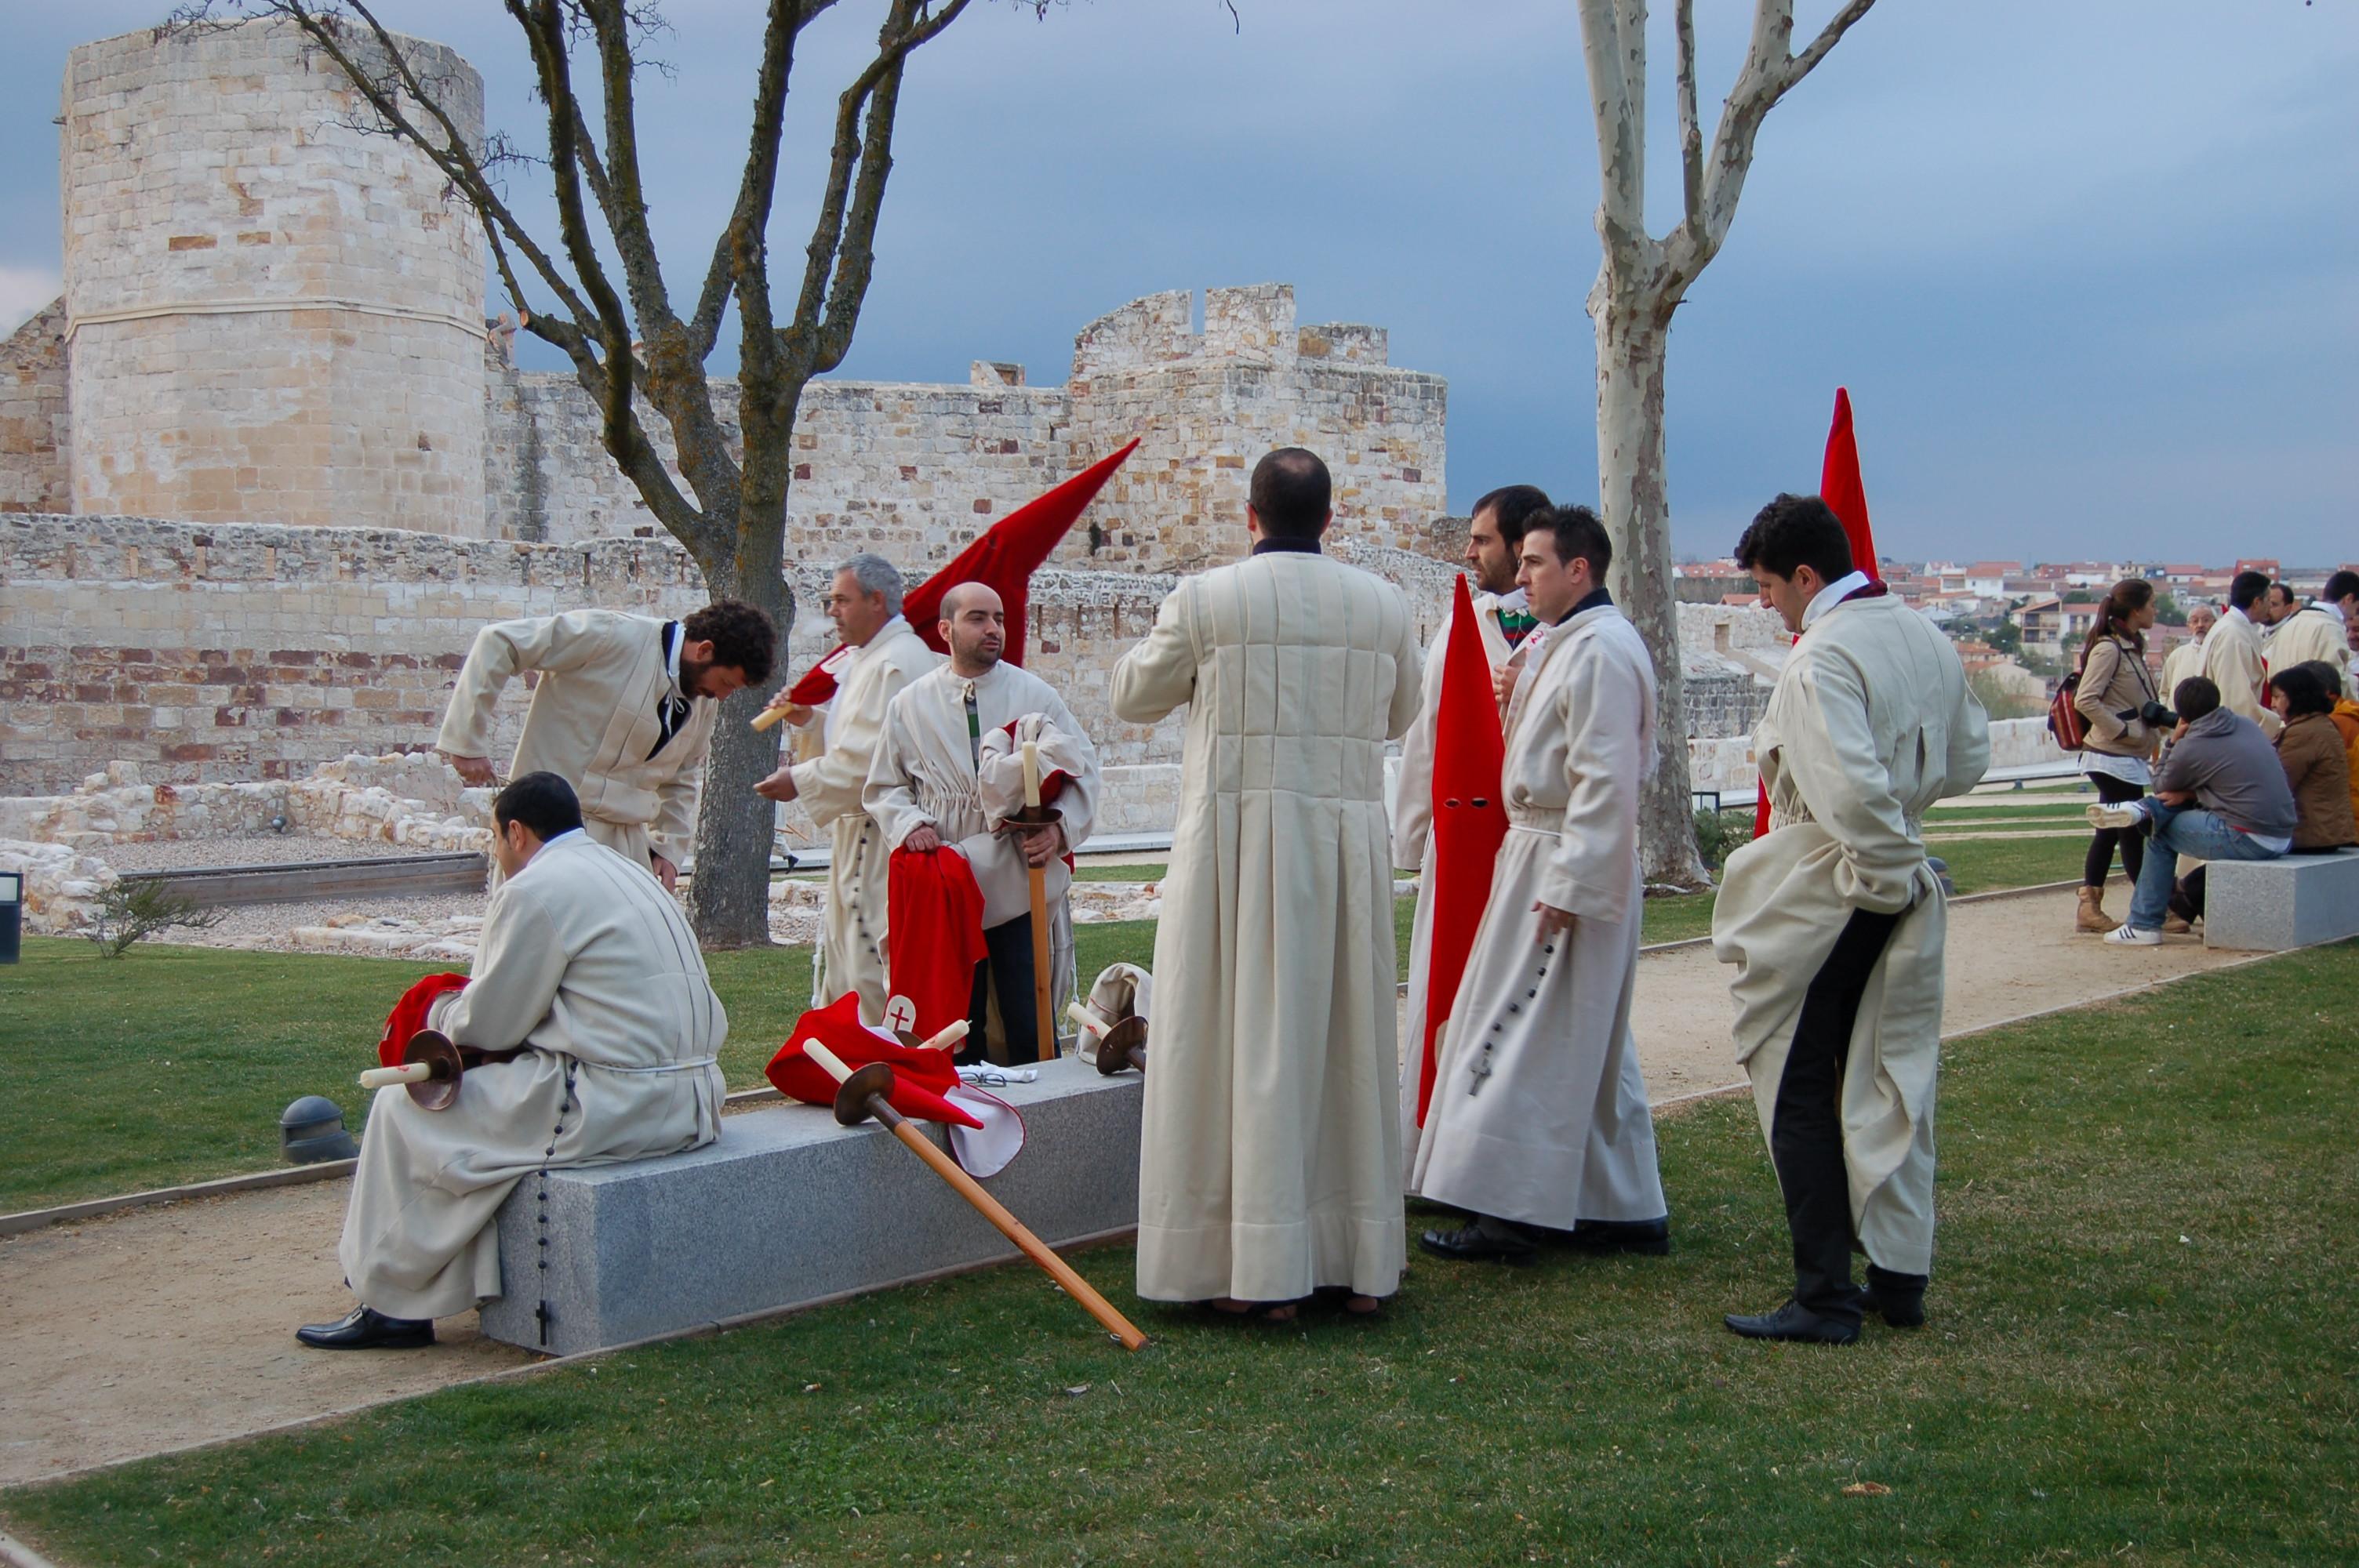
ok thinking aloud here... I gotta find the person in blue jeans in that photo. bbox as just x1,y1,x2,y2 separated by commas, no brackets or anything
2088,676,2295,944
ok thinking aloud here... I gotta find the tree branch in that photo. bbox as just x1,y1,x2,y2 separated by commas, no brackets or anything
1674,0,1703,235
1574,0,1647,256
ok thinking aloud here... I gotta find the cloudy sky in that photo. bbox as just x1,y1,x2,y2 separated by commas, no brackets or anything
5,2,2353,562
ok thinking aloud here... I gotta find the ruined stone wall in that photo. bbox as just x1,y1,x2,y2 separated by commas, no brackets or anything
477,285,1446,579
0,514,706,793
0,300,71,515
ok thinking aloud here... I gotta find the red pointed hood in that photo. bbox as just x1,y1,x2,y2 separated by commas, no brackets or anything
784,440,1140,706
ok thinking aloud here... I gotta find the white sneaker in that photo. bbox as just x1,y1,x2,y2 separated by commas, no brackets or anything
2086,802,2147,830
2104,923,2161,946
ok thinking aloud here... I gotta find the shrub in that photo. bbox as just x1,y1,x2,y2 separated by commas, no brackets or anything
84,880,224,959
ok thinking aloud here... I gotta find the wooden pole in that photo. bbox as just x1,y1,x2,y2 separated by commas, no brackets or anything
801,1040,1147,1351
1020,740,1055,1063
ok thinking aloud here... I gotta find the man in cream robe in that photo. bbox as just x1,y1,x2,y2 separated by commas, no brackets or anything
2260,572,2355,695
756,556,939,1022
865,584,1100,1064
2202,574,2279,737
1114,448,1422,1315
1714,495,1989,1345
300,772,727,1348
1393,484,1549,1180
1412,506,1668,1261
2161,604,2215,699
438,601,776,887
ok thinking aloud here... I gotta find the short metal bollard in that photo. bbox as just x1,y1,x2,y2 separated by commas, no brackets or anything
0,869,21,964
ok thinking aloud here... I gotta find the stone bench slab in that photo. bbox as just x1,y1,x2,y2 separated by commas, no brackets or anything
482,1058,1141,1356
2204,848,2359,952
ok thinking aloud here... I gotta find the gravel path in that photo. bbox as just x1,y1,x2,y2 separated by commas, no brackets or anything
98,835,438,872
164,892,488,952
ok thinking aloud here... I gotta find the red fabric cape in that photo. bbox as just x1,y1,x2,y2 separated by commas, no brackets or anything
765,991,982,1128
783,440,1140,706
379,972,470,1068
1416,577,1510,1126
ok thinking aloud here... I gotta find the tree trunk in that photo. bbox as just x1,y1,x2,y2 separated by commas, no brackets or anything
1593,285,1711,891
684,516,792,949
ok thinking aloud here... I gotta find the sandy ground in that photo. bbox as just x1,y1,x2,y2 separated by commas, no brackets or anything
0,885,2261,1490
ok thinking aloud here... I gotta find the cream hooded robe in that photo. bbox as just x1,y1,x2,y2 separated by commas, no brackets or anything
340,831,727,1319
1113,547,1423,1303
1407,601,1667,1228
437,610,718,874
793,616,940,1021
1711,591,1989,1276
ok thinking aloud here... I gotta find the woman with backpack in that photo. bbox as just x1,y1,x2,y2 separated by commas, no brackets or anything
2070,579,2165,932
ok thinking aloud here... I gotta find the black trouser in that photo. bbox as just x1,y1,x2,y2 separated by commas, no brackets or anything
963,913,1041,1068
2084,771,2147,888
1772,906,1906,1323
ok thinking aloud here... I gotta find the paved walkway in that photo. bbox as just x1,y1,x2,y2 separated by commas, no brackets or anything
0,885,2262,1489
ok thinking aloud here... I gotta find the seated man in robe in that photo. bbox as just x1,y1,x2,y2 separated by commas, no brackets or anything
863,584,1100,1065
298,771,728,1350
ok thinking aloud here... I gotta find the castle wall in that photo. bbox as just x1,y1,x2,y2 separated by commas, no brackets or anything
61,21,488,535
0,299,71,514
0,514,705,793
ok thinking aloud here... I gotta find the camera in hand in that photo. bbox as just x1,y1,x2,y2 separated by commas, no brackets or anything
2136,700,2176,728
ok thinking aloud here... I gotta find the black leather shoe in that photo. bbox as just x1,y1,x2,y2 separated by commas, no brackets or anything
1418,1220,1539,1265
296,1305,435,1350
1724,1299,1859,1345
1543,1217,1671,1256
1863,1267,1928,1328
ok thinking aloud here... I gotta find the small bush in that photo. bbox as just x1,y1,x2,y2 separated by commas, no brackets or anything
84,880,224,959
1693,804,1752,870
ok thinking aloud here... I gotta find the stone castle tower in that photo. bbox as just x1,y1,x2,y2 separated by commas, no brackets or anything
60,20,487,534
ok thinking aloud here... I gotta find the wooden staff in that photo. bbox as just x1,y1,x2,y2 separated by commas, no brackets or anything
801,1040,1147,1351
1020,739,1056,1064
1066,1002,1147,1077
749,702,805,732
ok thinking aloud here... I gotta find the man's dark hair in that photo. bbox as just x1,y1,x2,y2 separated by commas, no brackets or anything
2266,582,2299,610
1530,503,1612,581
2268,664,2335,718
1733,493,1854,584
494,771,585,841
1470,485,1553,546
683,598,777,684
2228,571,2270,612
2295,659,2347,694
1249,447,1332,539
2324,569,2359,604
2173,676,2222,723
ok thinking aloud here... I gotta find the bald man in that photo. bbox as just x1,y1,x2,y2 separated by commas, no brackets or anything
864,585,1102,1065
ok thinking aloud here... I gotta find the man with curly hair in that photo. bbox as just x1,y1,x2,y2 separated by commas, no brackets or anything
438,598,776,890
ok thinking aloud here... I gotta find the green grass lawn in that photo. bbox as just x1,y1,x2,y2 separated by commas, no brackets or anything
6,946,2354,1565
0,827,2094,1214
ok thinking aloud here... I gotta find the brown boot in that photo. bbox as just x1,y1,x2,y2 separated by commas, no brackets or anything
2077,887,2119,934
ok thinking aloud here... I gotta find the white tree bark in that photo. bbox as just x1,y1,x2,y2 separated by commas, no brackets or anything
1576,0,1876,888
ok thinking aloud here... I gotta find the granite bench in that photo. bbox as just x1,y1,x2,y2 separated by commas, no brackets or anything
481,1058,1142,1356
2202,848,2359,952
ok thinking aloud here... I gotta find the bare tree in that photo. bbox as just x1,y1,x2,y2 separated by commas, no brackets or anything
1576,0,1875,887
192,0,999,944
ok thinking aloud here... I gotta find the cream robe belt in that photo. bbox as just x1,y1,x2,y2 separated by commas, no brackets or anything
1506,808,1565,833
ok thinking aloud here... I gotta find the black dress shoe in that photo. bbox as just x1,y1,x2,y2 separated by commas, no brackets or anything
1724,1299,1859,1345
296,1305,435,1350
1863,1266,1928,1328
1543,1217,1671,1256
1418,1219,1539,1265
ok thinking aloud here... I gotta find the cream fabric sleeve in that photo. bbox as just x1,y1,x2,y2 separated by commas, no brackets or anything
434,612,615,758
431,884,569,1054
1389,612,1451,870
1110,581,1200,725
1536,644,1646,925
792,663,904,829
860,694,936,851
1782,648,1924,915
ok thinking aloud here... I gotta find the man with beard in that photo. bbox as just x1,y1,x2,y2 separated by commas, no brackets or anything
438,599,775,890
1410,505,1670,1263
754,555,939,1022
864,583,1100,1065
1394,484,1551,1182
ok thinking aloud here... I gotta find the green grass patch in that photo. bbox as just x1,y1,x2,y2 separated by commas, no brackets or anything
7,946,2355,1563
